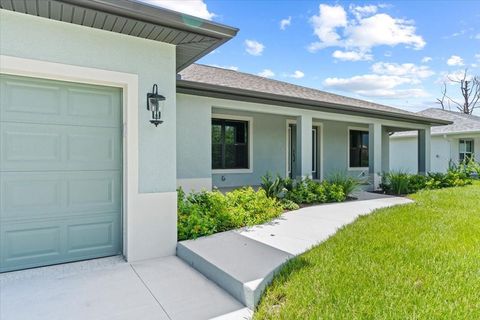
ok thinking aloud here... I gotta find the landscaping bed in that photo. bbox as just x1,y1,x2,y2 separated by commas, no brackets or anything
177,173,360,241
254,182,480,319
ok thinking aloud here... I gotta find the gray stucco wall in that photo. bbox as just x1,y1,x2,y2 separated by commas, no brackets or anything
0,10,177,193
211,108,287,188
322,120,369,179
176,94,212,180
176,93,371,189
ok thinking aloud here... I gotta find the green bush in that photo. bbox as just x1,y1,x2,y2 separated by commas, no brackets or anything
177,187,283,241
260,172,286,199
280,199,300,211
381,171,412,195
284,178,346,204
326,172,361,198
381,167,472,195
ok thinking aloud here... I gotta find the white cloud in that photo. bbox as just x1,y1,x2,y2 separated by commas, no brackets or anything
280,16,292,30
344,14,425,51
323,74,429,99
349,4,378,19
309,4,347,50
421,56,432,63
139,0,215,20
210,64,239,71
332,50,373,61
308,4,425,58
244,40,265,56
371,62,434,79
475,53,480,60
288,70,305,79
258,69,275,78
447,55,464,66
476,33,480,40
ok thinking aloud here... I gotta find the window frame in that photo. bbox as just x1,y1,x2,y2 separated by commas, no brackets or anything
459,138,474,162
211,114,253,174
348,127,370,170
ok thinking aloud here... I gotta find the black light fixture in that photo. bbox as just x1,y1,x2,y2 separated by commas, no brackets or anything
147,84,165,127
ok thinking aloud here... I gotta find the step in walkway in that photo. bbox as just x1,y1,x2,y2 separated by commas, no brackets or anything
178,194,412,309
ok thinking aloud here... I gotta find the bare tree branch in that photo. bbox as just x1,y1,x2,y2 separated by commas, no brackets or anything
438,69,480,114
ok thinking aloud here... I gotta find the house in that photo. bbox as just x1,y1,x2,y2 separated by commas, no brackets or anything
0,0,449,273
390,108,480,173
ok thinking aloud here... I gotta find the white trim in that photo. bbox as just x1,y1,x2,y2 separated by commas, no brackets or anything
285,119,296,177
285,119,324,180
0,55,175,262
317,122,324,180
347,126,370,171
211,113,254,174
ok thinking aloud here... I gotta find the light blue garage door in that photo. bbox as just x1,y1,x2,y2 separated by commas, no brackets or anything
0,74,122,272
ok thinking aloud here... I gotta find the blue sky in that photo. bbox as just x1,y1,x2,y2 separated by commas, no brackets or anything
143,1,480,113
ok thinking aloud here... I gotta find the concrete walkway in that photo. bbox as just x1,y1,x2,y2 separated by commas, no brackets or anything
0,256,251,320
178,194,412,308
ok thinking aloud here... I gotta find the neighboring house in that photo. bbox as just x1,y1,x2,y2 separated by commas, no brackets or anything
0,0,448,273
390,108,480,173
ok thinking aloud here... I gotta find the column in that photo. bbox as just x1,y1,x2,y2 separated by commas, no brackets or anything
418,128,431,174
369,123,383,189
295,114,312,179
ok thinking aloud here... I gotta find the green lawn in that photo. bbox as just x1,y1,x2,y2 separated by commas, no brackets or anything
255,182,480,319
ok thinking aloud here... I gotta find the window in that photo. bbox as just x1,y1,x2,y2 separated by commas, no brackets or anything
349,130,369,168
459,139,474,161
212,118,249,170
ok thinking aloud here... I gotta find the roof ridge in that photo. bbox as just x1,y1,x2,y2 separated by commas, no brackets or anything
420,108,480,121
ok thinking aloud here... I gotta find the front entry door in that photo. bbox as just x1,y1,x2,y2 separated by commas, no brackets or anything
287,124,320,179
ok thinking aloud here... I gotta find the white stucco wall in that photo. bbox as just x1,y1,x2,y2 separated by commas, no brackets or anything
1,10,178,259
390,133,480,173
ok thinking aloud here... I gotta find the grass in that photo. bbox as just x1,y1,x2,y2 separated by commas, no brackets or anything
255,182,480,319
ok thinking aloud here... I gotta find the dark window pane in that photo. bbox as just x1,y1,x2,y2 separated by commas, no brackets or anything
225,125,235,144
212,124,222,144
211,118,249,169
212,144,223,169
349,130,369,168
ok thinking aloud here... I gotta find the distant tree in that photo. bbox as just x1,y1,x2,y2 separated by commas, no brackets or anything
436,69,480,114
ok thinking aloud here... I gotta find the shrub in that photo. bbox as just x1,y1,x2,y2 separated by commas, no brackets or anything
283,178,346,204
280,199,300,211
381,171,411,195
177,187,283,240
260,172,286,199
326,172,361,198
381,167,472,195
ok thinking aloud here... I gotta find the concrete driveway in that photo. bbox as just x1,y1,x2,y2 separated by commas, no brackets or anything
0,256,251,320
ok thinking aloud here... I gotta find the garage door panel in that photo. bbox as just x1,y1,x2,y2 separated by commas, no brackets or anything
66,127,120,167
1,224,62,268
1,78,63,116
1,123,121,171
67,87,120,123
1,214,121,272
1,74,121,127
1,173,63,218
66,216,120,255
1,171,121,220
67,171,121,212
1,124,62,163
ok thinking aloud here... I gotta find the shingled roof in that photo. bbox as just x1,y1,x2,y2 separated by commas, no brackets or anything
393,108,480,137
177,64,450,125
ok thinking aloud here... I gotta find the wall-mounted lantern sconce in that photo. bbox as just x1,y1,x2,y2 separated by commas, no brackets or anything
147,84,165,127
